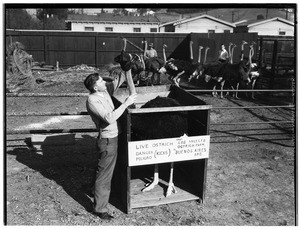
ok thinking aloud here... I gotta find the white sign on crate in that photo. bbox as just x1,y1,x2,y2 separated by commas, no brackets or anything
128,135,210,166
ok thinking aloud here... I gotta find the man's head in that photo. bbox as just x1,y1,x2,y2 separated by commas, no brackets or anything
84,73,106,93
149,43,154,49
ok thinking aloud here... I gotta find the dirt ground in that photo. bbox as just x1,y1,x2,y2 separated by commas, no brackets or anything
5,67,296,226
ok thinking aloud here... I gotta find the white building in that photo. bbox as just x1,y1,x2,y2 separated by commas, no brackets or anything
159,14,236,33
247,17,294,36
66,13,160,33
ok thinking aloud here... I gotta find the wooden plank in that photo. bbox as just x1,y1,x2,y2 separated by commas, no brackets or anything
128,105,212,114
130,178,199,209
31,133,75,154
31,133,75,146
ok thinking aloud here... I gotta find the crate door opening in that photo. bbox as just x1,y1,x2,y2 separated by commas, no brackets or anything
128,104,210,209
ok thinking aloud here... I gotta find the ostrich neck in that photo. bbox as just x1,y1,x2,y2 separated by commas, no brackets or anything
204,48,209,64
125,70,136,95
190,41,193,61
228,44,232,58
198,47,202,63
247,46,253,74
231,46,236,64
123,39,127,51
143,41,147,56
163,47,166,63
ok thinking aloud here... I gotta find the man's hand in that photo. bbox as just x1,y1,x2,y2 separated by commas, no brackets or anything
124,93,137,107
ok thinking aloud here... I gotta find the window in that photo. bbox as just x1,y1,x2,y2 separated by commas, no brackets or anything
208,30,215,34
105,27,113,32
133,27,141,32
84,27,94,31
224,30,230,33
150,28,157,32
279,31,286,35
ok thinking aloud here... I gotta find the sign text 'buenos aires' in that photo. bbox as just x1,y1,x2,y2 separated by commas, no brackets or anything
128,135,210,166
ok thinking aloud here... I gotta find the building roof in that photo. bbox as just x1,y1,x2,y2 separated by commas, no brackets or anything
190,8,294,24
158,18,186,27
247,17,294,27
173,14,236,28
155,13,182,24
66,13,160,24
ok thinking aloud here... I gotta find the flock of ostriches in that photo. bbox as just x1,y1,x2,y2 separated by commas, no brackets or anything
120,38,261,100
113,38,261,197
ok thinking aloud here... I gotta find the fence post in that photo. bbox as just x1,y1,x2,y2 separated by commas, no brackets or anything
270,40,278,89
95,33,98,68
258,37,263,68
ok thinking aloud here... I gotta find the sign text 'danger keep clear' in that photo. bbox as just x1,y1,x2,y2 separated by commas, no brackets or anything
128,135,210,166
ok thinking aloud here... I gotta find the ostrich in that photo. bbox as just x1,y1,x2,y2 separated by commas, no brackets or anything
188,45,213,89
114,38,144,87
217,41,252,99
126,65,188,197
131,96,188,196
142,40,166,86
201,46,229,97
116,47,189,197
131,53,145,86
188,44,204,83
246,41,260,99
112,38,141,97
160,40,200,86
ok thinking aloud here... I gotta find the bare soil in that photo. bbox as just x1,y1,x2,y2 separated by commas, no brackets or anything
5,68,296,226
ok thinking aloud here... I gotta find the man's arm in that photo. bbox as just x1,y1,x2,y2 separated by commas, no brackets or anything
87,93,136,124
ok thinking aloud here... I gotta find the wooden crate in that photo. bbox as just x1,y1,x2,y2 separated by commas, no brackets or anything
112,85,211,213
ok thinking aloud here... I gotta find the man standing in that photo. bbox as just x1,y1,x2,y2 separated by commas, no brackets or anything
145,43,158,58
84,70,136,220
218,44,229,63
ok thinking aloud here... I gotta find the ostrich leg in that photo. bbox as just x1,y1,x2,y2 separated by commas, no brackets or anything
212,85,217,97
142,164,159,192
166,134,187,197
166,162,177,197
220,80,225,99
251,78,258,100
235,82,240,99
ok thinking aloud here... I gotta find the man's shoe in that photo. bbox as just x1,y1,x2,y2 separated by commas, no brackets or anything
93,212,114,220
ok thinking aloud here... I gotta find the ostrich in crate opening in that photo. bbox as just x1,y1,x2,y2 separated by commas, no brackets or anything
131,96,188,197
114,42,189,197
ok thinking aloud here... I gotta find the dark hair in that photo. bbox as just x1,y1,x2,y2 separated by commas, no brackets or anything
84,73,100,93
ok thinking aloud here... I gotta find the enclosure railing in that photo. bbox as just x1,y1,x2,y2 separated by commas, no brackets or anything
6,88,295,135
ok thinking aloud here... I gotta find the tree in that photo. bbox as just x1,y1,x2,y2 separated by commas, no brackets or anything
36,8,69,21
44,15,66,30
166,8,210,14
36,8,69,30
6,9,42,30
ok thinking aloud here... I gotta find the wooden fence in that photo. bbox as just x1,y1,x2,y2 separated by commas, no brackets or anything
6,30,259,68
